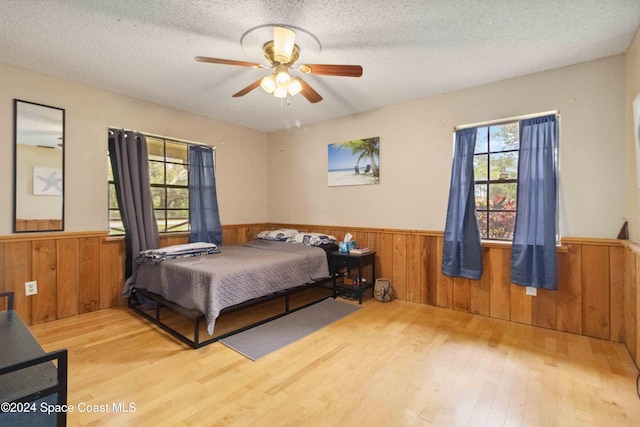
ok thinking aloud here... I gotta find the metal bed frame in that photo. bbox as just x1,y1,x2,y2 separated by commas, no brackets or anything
128,278,334,349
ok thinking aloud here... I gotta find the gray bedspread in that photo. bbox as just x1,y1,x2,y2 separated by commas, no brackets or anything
134,240,331,335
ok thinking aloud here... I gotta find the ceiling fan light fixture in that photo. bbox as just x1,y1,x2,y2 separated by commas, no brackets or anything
288,77,302,96
276,69,291,87
273,86,288,98
260,75,276,93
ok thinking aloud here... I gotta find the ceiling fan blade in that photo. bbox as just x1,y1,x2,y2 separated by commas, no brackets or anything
195,56,264,69
299,64,363,77
273,26,296,63
232,79,263,97
298,78,323,103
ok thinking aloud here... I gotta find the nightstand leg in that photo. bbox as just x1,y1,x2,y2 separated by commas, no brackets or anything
372,261,376,297
358,265,363,304
332,275,337,299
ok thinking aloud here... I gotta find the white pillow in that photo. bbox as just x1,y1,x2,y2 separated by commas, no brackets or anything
255,229,299,241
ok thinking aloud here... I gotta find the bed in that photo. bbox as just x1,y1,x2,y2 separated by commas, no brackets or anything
128,231,338,348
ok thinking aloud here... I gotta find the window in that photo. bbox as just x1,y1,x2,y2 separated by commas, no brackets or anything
107,158,122,234
473,122,519,240
148,137,190,233
108,134,197,235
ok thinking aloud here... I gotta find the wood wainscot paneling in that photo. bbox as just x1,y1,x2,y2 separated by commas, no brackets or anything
0,232,113,325
79,237,102,314
32,239,57,324
3,240,32,323
0,223,271,326
57,238,80,318
271,224,631,351
609,244,625,343
2,223,636,368
625,242,640,364
636,253,640,364
99,237,126,310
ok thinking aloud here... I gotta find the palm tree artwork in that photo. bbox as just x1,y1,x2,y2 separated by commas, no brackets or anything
327,137,380,186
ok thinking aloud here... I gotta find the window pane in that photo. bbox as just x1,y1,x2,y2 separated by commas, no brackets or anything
488,211,515,240
107,157,113,181
147,137,165,161
166,163,188,186
108,183,118,209
475,128,488,154
149,160,165,185
166,142,188,164
474,154,488,181
167,188,189,208
475,183,488,209
167,219,190,232
488,183,517,211
154,210,167,233
108,210,121,221
109,220,124,235
489,152,518,181
151,187,166,208
167,209,189,219
477,211,488,239
490,123,519,152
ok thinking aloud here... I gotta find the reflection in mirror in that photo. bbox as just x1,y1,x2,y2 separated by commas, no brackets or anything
14,100,65,232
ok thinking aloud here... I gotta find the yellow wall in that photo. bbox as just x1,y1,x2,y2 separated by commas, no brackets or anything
0,63,269,235
624,25,640,366
0,54,629,239
626,27,640,243
267,56,626,238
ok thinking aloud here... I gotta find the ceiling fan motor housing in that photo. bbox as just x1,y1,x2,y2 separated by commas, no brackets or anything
263,40,300,66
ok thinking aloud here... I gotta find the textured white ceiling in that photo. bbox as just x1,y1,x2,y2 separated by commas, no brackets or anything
1,0,639,132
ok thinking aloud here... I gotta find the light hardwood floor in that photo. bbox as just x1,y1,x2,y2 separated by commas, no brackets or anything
30,296,640,426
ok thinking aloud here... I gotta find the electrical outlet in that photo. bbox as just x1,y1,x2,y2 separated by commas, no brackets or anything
525,286,537,297
25,280,38,296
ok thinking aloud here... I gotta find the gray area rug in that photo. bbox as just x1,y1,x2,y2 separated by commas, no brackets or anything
220,298,360,360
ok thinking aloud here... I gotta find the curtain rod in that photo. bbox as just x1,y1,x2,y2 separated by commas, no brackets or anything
453,110,559,131
108,127,216,149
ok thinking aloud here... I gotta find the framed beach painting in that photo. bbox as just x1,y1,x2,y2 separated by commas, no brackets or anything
328,137,380,187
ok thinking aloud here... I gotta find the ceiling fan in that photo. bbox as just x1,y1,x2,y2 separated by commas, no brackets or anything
195,26,363,103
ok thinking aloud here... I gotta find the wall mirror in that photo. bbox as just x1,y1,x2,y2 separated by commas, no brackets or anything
13,99,65,232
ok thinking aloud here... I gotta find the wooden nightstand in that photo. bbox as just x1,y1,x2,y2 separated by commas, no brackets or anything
330,251,376,304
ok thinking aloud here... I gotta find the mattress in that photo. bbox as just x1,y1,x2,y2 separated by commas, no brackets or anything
134,239,332,334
